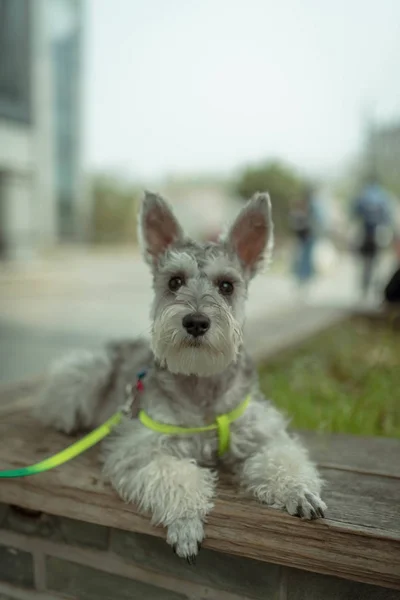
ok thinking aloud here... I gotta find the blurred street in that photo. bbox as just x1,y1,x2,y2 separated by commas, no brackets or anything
0,248,393,385
0,0,398,392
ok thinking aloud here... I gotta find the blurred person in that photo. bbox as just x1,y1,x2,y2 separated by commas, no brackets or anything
289,186,325,293
384,234,400,305
352,175,392,297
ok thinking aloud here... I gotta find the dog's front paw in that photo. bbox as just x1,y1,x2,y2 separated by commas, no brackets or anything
167,517,204,564
281,490,327,520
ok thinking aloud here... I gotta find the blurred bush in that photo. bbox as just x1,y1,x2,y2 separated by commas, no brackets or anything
89,174,139,245
234,160,306,237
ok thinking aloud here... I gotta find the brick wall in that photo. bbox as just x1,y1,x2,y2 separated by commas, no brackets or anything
0,503,399,600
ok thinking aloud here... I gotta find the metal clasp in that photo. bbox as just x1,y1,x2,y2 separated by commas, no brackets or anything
121,382,136,418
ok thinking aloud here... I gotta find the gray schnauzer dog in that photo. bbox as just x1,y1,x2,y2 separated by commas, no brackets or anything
34,191,326,561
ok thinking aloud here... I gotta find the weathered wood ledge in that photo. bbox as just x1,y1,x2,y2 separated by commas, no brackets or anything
0,382,399,600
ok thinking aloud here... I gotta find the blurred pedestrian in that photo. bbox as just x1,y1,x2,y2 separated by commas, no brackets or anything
289,186,324,292
352,175,392,296
384,235,400,305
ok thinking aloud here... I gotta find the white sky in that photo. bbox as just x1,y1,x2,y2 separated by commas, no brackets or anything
84,0,400,180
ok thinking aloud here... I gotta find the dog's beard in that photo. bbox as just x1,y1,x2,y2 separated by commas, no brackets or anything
151,305,242,376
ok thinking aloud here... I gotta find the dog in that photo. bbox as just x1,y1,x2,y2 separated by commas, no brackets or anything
34,191,327,561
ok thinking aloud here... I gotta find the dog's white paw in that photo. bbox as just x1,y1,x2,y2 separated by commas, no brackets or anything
166,517,204,564
273,489,327,520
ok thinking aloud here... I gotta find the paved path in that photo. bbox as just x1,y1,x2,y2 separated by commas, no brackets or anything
0,249,392,385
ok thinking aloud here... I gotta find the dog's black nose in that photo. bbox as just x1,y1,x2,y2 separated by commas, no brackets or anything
182,313,210,337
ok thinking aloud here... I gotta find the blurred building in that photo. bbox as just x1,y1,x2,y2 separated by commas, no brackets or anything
0,0,83,261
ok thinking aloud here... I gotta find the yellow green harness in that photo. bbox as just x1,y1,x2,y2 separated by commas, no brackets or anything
138,395,250,457
0,371,250,478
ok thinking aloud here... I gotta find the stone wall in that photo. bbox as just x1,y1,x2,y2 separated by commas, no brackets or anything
0,504,398,600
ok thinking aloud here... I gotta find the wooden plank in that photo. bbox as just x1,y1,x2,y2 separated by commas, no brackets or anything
0,409,400,589
318,468,400,531
0,464,399,590
0,378,43,409
299,431,400,479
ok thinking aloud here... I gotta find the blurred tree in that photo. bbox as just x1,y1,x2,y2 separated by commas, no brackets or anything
234,161,305,237
89,174,139,244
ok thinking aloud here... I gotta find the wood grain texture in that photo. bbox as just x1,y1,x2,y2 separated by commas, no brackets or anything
299,431,400,478
0,379,43,413
0,389,399,591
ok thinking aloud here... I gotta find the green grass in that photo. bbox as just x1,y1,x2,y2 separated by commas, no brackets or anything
258,317,400,438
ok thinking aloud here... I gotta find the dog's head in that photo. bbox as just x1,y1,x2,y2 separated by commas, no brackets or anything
139,191,273,376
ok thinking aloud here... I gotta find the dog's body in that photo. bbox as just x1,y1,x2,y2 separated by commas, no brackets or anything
35,192,326,560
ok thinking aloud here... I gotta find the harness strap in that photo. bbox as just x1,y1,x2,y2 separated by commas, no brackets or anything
216,414,230,456
138,395,250,457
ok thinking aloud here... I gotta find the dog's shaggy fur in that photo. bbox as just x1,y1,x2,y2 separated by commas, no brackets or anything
34,191,326,560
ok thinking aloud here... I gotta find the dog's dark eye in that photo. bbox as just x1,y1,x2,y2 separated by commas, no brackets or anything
168,276,183,292
219,281,234,296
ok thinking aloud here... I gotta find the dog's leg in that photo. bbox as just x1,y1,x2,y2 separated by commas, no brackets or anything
237,432,327,519
103,436,217,560
33,350,114,434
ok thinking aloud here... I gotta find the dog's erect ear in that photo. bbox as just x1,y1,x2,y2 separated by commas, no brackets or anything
225,192,273,276
139,191,184,265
